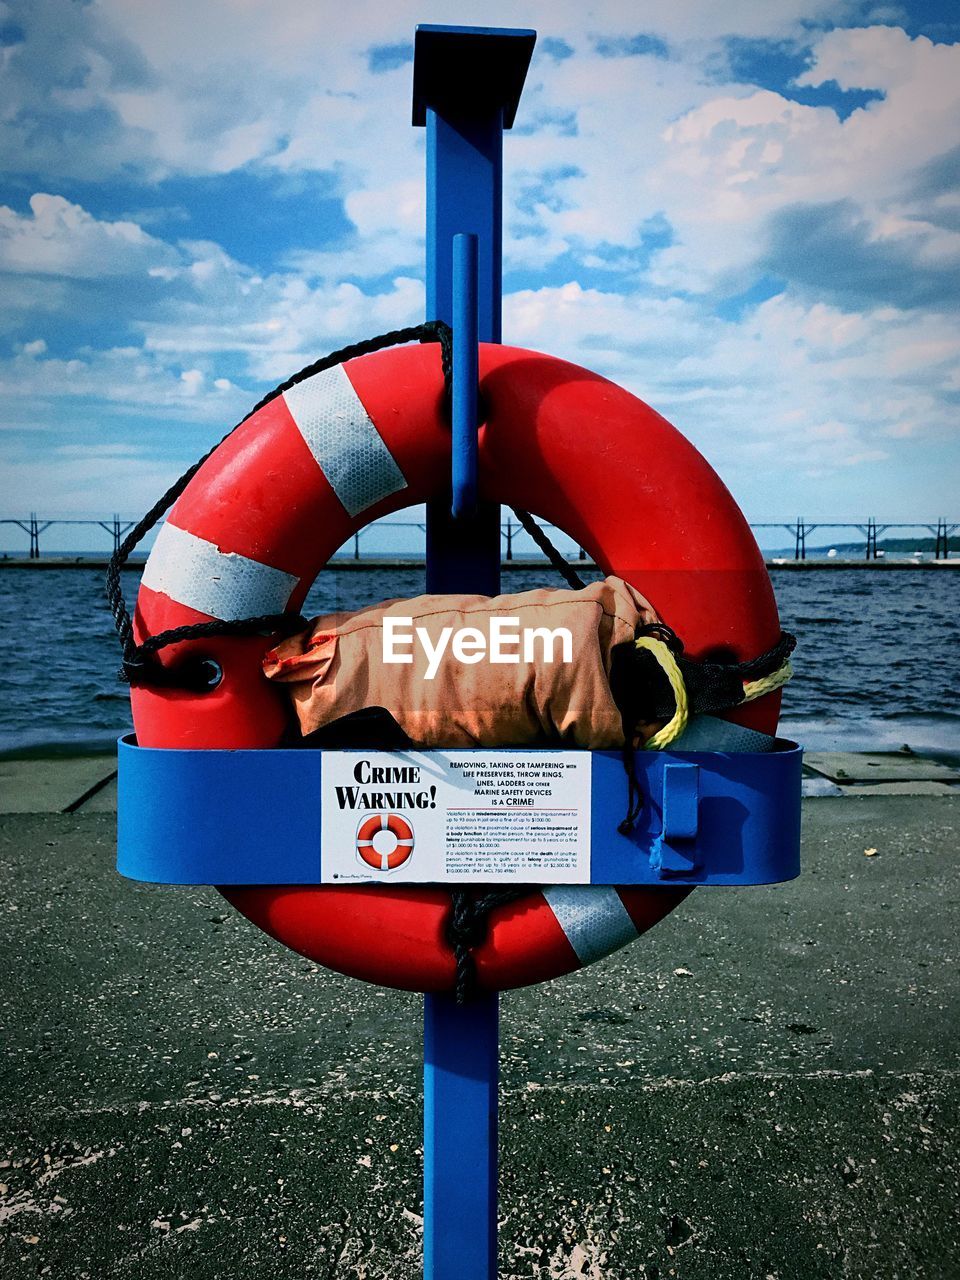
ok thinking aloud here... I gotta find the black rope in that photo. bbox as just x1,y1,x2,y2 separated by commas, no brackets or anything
447,887,532,1004
617,743,646,835
635,620,684,652
726,630,797,681
122,613,311,689
635,620,796,677
509,507,587,591
105,322,453,687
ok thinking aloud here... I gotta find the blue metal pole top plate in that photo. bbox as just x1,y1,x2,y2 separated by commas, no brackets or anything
412,24,536,128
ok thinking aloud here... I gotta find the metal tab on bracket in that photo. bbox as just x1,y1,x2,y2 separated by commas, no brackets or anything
652,762,701,878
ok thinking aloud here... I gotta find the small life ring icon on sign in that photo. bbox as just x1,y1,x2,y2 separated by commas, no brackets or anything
356,813,415,873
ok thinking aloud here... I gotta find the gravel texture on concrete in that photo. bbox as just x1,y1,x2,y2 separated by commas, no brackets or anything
1,798,958,1279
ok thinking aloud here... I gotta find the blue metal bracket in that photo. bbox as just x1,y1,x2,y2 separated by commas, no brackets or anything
419,24,534,597
117,736,802,888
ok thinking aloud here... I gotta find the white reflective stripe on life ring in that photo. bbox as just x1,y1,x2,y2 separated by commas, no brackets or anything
141,521,298,621
542,886,639,966
669,714,776,753
282,364,407,518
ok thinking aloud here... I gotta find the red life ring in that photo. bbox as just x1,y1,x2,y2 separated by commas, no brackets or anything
131,342,781,993
357,812,415,873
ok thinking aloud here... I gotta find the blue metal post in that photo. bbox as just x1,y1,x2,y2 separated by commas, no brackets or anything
423,992,499,1279
422,103,503,593
413,24,535,1280
415,23,535,597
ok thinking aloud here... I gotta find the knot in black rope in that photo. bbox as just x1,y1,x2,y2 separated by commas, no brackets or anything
446,888,531,1004
509,507,587,592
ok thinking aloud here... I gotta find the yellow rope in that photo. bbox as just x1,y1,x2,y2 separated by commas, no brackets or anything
633,640,794,751
634,636,689,750
743,660,793,702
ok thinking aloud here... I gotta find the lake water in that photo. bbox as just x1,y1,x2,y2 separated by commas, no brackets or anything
0,566,957,759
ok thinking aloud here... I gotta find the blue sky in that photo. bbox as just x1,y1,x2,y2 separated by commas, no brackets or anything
1,0,958,554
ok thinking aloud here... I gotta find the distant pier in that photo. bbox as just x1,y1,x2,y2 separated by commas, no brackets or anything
1,556,957,571
1,513,957,567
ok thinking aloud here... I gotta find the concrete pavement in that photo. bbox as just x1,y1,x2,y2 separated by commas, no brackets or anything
0,788,958,1278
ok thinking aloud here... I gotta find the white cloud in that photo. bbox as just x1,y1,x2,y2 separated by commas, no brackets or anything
0,191,426,385
503,282,955,500
795,23,947,91
0,344,249,421
0,184,413,420
0,194,179,278
0,2,877,212
4,8,957,313
650,26,960,297
0,5,957,522
140,269,425,382
0,447,185,518
283,178,426,288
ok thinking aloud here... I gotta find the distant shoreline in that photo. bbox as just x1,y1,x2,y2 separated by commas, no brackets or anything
0,557,957,571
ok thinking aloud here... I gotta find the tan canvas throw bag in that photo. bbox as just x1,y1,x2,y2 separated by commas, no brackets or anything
263,576,659,749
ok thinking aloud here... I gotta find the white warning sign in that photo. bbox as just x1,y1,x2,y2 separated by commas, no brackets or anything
320,751,592,884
